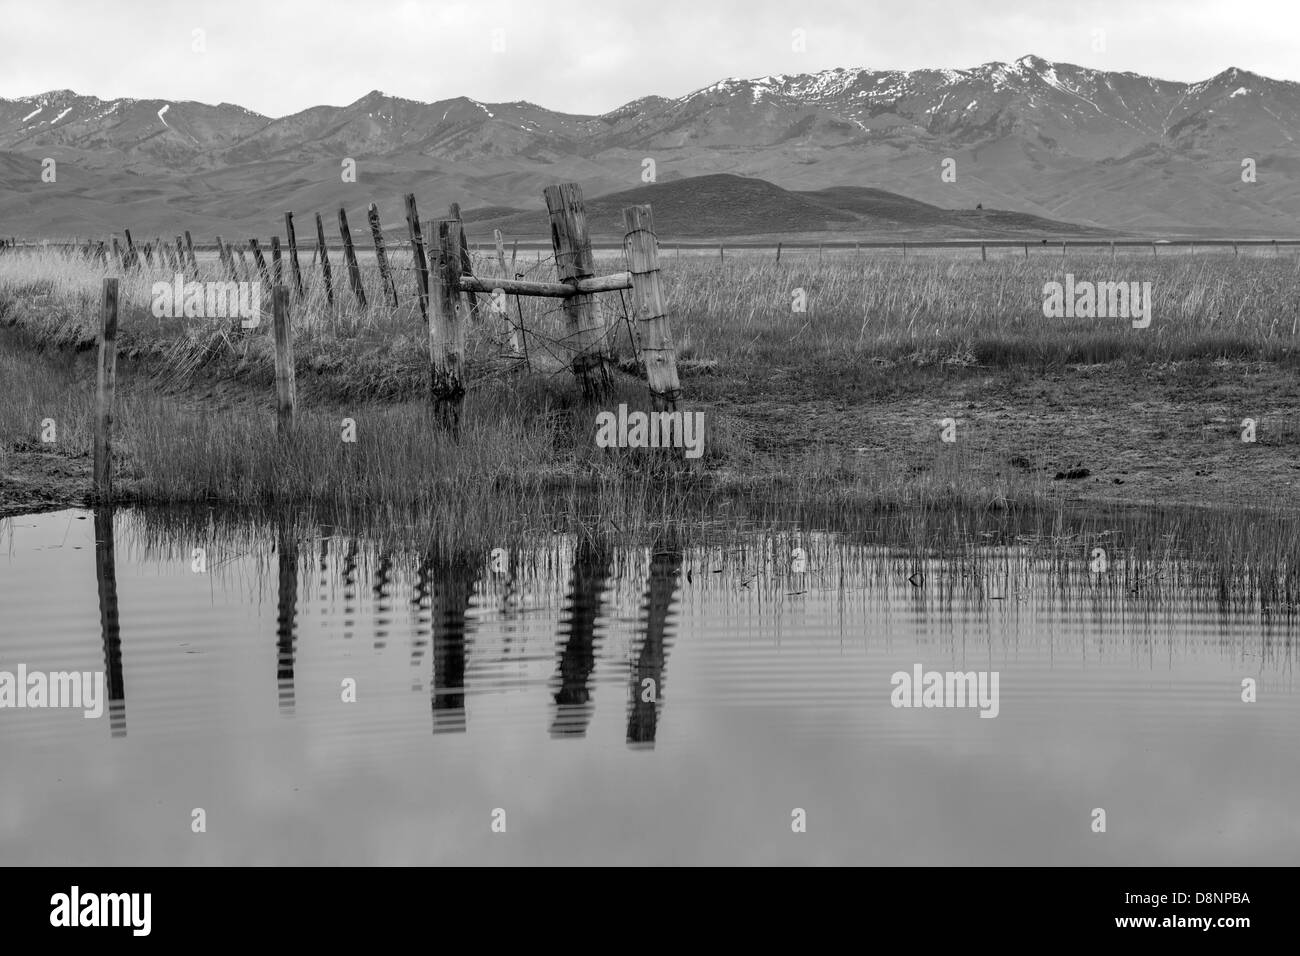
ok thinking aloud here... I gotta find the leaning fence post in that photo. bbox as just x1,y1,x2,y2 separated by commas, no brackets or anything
184,231,198,274
272,285,296,436
623,205,681,413
123,230,139,270
314,213,335,307
284,212,305,297
404,194,429,321
94,278,119,501
368,203,398,307
271,236,283,286
448,202,481,319
544,183,612,400
249,238,271,287
338,208,367,309
429,219,467,433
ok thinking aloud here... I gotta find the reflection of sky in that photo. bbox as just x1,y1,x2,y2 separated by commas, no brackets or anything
0,509,1296,865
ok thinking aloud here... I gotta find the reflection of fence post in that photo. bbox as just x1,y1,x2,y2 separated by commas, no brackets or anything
544,183,611,400
94,504,126,738
272,285,296,436
368,203,398,307
623,205,681,412
429,220,466,433
284,212,305,298
94,278,119,500
338,208,367,309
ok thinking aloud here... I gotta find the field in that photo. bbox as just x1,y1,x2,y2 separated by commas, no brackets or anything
2,240,1300,553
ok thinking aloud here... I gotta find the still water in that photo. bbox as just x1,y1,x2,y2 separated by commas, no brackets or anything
1,507,1296,865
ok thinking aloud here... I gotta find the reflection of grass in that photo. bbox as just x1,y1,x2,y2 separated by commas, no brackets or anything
120,498,1300,623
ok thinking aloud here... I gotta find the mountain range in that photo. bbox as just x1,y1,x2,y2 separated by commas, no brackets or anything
2,55,1298,238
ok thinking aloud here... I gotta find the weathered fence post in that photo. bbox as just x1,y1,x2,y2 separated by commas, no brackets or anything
404,193,429,321
623,205,681,412
174,236,187,274
249,238,271,286
111,237,124,270
447,202,481,319
123,230,139,270
367,203,398,307
980,243,986,262
494,229,507,275
775,241,782,263
272,285,296,436
271,236,283,286
429,220,467,433
184,231,198,274
215,236,237,281
284,212,305,298
94,278,119,500
337,208,366,309
314,213,335,307
544,183,612,400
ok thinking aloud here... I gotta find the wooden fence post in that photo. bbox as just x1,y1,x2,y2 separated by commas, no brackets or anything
775,241,782,263
271,236,283,286
429,219,467,433
314,213,335,307
215,237,237,281
175,237,187,274
272,285,296,436
623,205,681,412
184,231,198,274
404,194,429,321
284,212,305,297
368,203,398,307
111,237,123,270
94,278,119,500
494,228,507,275
235,245,251,281
543,183,612,400
981,243,986,262
123,230,138,270
448,202,481,319
249,238,271,287
338,208,367,309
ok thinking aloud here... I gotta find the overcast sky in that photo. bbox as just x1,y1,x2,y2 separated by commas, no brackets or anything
2,0,1296,116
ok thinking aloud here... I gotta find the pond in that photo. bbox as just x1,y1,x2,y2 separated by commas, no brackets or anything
1,506,1295,864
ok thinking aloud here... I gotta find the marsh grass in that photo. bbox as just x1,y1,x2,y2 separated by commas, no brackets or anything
3,245,1300,539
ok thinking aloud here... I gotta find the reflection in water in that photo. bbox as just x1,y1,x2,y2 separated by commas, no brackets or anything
275,520,298,716
93,506,126,737
550,538,611,738
628,548,682,749
5,505,1300,865
432,560,476,734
